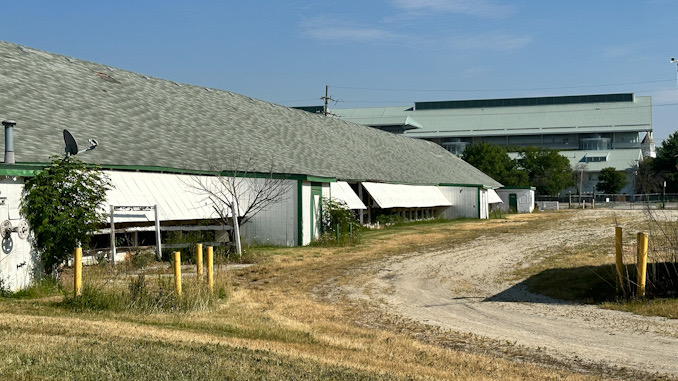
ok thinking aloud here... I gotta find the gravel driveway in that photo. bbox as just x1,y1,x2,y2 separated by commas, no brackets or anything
353,210,678,377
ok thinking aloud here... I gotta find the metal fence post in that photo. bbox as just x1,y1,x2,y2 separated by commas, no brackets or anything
637,232,648,298
74,247,82,297
173,251,182,296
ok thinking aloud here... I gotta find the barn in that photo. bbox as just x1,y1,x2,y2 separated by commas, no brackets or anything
0,41,501,290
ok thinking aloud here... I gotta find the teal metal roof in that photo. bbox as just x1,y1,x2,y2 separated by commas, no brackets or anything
369,116,423,130
508,149,642,172
0,41,501,188
335,95,652,139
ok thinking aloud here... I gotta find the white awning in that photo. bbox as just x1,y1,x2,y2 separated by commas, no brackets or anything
361,182,452,209
103,171,228,223
488,189,503,204
329,182,366,210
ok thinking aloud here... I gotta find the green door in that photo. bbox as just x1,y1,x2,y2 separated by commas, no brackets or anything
509,193,518,212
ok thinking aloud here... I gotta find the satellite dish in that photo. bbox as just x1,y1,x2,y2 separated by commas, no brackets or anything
86,138,98,151
63,129,79,157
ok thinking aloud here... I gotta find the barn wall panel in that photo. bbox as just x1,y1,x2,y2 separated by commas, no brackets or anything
438,186,479,219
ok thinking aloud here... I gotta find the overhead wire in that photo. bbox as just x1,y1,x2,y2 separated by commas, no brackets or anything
330,79,676,93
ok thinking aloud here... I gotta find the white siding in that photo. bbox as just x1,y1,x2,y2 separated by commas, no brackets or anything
479,189,489,219
437,186,479,219
104,171,222,223
0,178,36,292
240,179,297,246
301,182,311,245
496,189,535,213
299,181,330,246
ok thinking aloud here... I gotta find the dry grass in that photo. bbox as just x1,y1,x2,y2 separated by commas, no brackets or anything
0,214,617,380
510,209,678,319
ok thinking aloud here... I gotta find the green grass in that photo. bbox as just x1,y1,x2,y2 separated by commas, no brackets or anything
0,328,396,381
3,277,62,299
0,213,611,380
602,297,678,319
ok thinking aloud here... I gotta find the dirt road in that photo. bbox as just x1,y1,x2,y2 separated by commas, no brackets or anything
350,210,678,377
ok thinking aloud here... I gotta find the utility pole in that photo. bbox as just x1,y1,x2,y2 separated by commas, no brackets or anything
321,85,337,116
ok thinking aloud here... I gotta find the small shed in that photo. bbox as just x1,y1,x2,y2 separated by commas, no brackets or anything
495,187,535,213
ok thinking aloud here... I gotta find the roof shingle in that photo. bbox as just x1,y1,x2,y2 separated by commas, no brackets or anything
0,41,501,188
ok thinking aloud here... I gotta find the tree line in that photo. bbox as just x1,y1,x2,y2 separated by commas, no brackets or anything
461,131,678,196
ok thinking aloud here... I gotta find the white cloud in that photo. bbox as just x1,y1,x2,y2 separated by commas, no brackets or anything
391,0,515,18
299,18,402,44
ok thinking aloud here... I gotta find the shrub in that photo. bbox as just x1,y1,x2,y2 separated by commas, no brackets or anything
20,157,111,274
375,213,404,226
315,198,363,246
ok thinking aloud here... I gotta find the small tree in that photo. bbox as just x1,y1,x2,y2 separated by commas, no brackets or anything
461,142,528,186
518,146,574,195
20,157,111,274
571,164,588,195
653,132,678,192
635,158,662,194
596,167,628,194
190,154,292,235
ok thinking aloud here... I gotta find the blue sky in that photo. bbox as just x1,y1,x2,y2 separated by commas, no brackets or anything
3,0,677,143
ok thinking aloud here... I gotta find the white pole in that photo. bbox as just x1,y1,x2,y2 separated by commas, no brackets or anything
109,205,116,264
154,204,162,260
231,202,242,259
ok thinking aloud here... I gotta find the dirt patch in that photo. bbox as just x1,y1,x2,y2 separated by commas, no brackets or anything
339,210,678,378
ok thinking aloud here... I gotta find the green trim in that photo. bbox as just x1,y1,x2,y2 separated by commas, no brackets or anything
297,179,303,246
499,186,536,190
310,184,323,241
98,165,335,182
0,163,49,177
303,175,335,183
439,183,484,188
0,162,338,182
0,168,41,177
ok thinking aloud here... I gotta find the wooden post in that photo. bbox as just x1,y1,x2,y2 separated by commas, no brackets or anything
74,247,82,297
196,243,203,280
615,227,625,294
637,232,648,298
173,251,182,296
207,246,214,293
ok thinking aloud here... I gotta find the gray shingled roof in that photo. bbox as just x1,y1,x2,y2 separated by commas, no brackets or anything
0,41,500,188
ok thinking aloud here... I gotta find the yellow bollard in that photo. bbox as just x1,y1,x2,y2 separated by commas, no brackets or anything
615,227,625,293
74,247,82,297
637,232,648,298
196,243,203,280
173,251,182,296
207,246,214,293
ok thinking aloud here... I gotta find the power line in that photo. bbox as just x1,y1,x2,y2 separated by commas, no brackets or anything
331,79,676,93
275,98,320,104
320,85,339,116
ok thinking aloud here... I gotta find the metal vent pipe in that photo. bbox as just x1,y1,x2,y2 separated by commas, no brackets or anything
2,120,16,164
